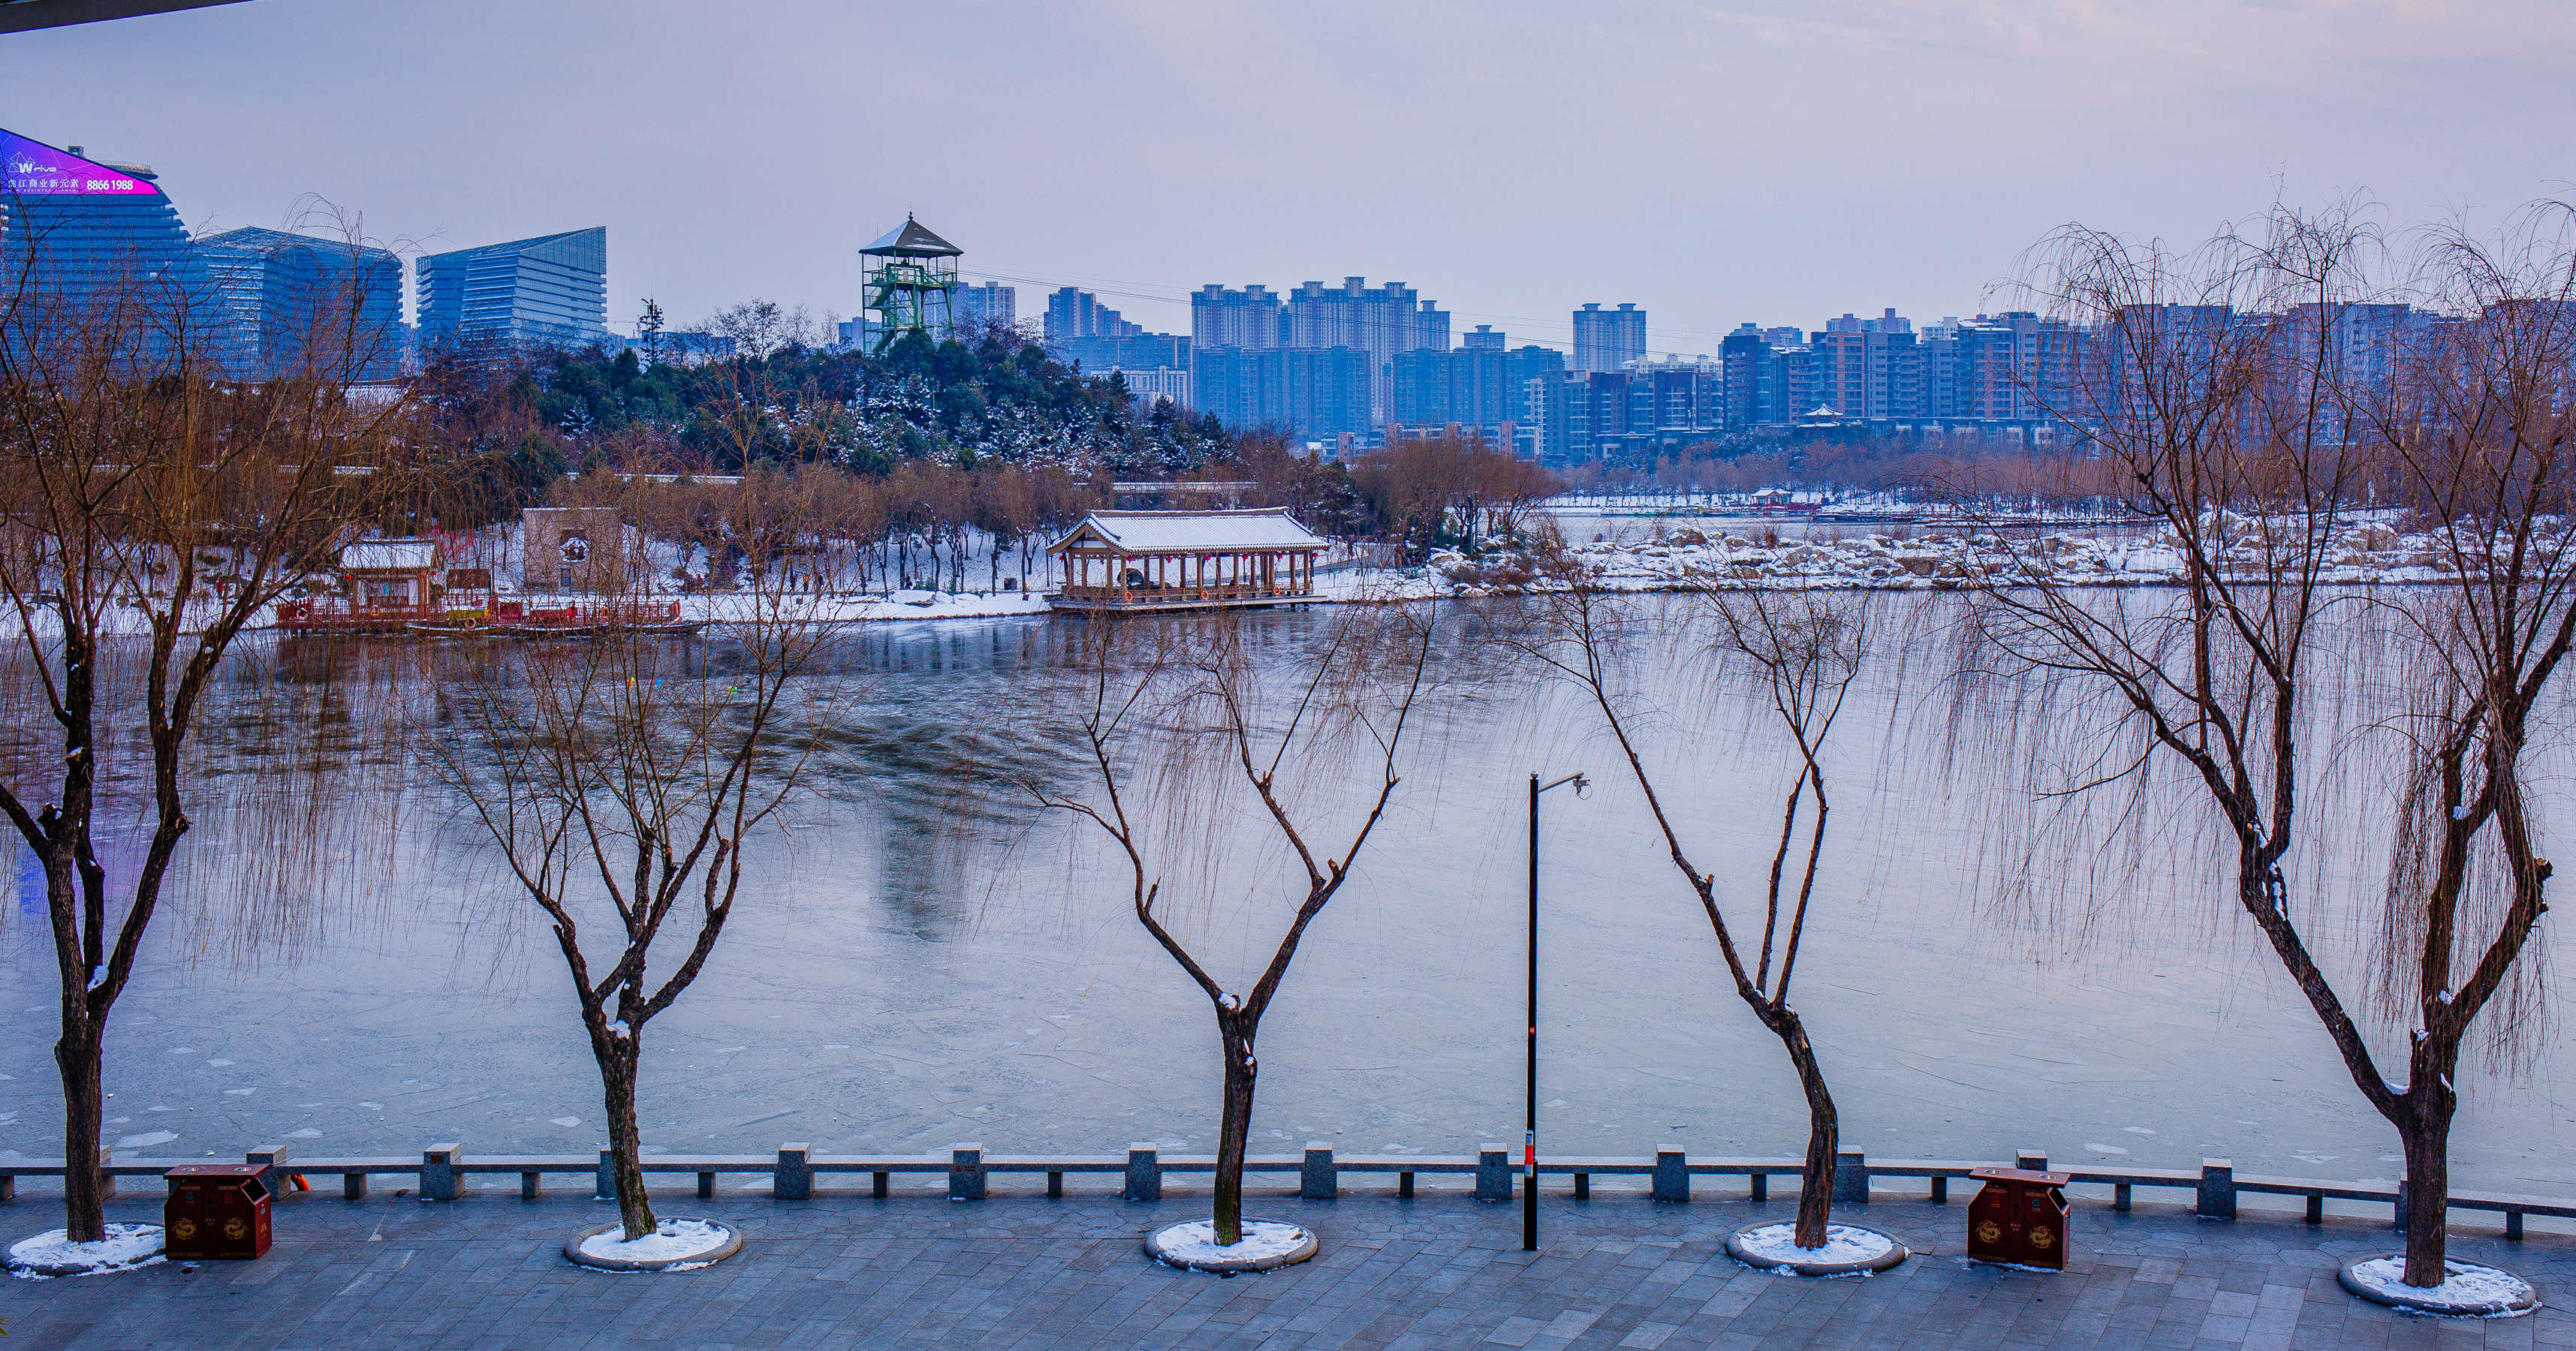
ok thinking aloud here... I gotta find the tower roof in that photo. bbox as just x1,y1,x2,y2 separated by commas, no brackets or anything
860,215,961,257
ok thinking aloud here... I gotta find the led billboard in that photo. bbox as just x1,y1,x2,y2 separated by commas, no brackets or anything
1,129,159,196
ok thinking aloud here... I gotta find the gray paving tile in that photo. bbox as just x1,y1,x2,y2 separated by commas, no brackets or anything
1,1192,2567,1349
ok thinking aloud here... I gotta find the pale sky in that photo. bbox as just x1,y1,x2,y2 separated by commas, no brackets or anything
6,0,2572,355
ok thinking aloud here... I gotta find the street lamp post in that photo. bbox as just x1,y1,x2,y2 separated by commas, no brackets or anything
1526,769,1587,1253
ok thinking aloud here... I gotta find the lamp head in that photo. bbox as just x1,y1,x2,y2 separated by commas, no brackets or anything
1572,773,1592,799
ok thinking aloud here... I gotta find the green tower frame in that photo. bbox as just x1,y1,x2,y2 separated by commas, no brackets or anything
859,215,963,355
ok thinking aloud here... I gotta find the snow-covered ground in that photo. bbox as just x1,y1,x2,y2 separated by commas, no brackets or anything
1338,519,2489,602
1146,1219,1317,1270
7,1223,164,1277
1728,1221,1906,1274
2340,1256,2538,1315
571,1219,736,1271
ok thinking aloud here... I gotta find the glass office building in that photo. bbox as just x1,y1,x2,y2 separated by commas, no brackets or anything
0,127,230,367
414,227,608,354
198,226,403,380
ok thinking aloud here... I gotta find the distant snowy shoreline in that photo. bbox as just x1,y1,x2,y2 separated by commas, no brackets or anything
27,520,2493,640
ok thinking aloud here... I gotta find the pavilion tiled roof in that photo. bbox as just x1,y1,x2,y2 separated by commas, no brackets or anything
1051,509,1325,554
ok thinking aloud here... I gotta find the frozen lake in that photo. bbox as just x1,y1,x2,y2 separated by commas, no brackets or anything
6,594,2575,1202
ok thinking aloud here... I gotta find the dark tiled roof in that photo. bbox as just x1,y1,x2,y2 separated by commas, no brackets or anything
860,215,962,257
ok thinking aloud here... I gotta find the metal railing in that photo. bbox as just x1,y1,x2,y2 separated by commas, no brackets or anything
3,1142,2563,1237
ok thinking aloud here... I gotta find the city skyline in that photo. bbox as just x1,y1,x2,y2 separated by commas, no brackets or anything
5,0,2571,357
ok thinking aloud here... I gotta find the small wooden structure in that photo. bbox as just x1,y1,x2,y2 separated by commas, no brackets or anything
338,537,441,612
279,537,443,633
1047,509,1327,614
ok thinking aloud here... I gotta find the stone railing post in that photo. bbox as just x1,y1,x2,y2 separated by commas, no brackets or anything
422,1144,460,1202
950,1144,987,1201
2197,1158,2235,1219
1653,1148,1689,1202
774,1142,812,1200
1123,1145,1161,1202
1301,1144,1336,1200
245,1145,290,1190
98,1145,114,1199
595,1148,615,1201
1833,1148,1868,1204
1476,1145,1511,1202
2016,1149,2048,1172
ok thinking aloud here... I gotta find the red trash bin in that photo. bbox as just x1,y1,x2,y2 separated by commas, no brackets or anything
164,1164,272,1259
1967,1167,2071,1269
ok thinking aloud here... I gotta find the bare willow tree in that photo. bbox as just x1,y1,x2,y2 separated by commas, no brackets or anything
2343,213,2576,1282
431,486,839,1244
1964,201,2574,1287
0,244,414,1247
1513,560,1872,1249
1023,603,1436,1248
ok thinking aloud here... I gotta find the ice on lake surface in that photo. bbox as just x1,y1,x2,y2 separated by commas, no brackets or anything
5,593,2575,1199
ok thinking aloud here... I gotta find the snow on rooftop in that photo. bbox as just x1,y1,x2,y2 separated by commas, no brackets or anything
1053,509,1327,554
337,538,438,571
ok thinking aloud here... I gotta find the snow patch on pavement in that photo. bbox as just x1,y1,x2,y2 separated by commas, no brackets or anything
1150,1220,1312,1266
2343,1256,2537,1315
574,1219,734,1266
8,1223,164,1277
1732,1222,1902,1271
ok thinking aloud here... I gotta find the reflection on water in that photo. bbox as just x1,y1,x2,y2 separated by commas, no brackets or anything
2,598,2572,1206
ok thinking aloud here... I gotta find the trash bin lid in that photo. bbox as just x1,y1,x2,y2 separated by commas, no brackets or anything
165,1164,265,1180
1969,1167,2071,1186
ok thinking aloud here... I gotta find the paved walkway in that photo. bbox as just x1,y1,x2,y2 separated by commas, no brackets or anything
2,1183,2568,1349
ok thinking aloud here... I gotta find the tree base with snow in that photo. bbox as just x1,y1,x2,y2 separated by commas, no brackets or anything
563,1219,743,1272
1143,1219,1318,1273
2338,1256,2538,1317
7,1223,167,1277
1725,1221,1909,1277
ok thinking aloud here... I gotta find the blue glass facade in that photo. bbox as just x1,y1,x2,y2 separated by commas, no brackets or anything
198,226,402,381
415,227,608,354
0,128,231,368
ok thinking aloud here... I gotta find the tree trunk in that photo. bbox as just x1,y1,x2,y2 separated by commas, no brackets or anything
2398,1087,2454,1286
1213,1016,1257,1247
1770,1006,1838,1248
599,1043,655,1241
55,1013,107,1243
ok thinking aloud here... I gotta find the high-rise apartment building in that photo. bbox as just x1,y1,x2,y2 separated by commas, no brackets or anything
1812,309,1922,420
1193,278,1448,432
1191,284,1284,350
198,226,403,381
1044,287,1139,341
1390,342,1562,450
0,128,230,367
1722,325,1803,430
1523,354,1725,464
1047,286,1191,399
1192,345,1371,441
954,281,1014,332
1460,323,1506,351
1282,277,1447,425
1572,302,1647,374
414,227,608,354
1053,332,1191,375
1631,355,1726,437
1107,366,1190,413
